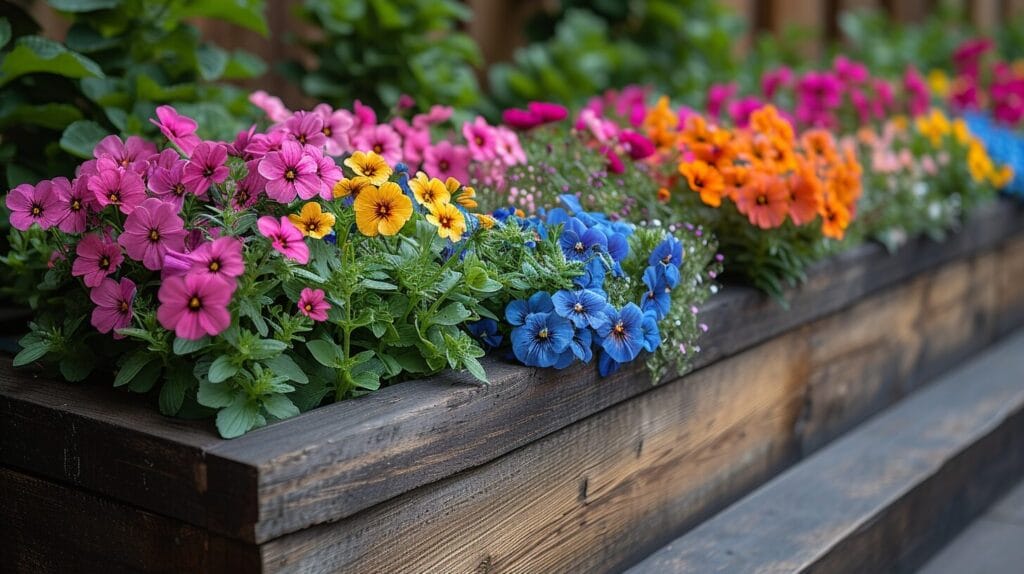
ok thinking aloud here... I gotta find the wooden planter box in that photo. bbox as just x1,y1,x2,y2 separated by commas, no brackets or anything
3,201,1024,574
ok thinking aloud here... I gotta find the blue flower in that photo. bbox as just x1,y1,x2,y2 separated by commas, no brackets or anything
640,267,671,319
559,193,584,214
560,218,608,262
511,312,574,368
607,232,630,264
467,318,503,349
492,206,516,223
640,311,661,353
552,289,610,329
505,291,554,326
596,303,645,363
323,232,338,245
649,235,683,267
545,207,570,226
598,350,621,377
554,327,593,369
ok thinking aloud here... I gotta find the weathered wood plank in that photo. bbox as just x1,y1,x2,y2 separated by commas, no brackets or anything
256,252,1023,573
627,330,1024,574
0,466,259,574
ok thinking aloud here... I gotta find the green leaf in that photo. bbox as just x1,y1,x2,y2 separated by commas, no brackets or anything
249,338,287,359
172,0,269,36
462,355,488,383
265,354,308,385
47,0,122,11
197,44,228,81
174,336,211,355
159,371,193,416
0,36,103,86
208,355,239,383
307,339,343,368
432,302,471,326
360,278,398,291
216,395,263,439
59,353,95,382
222,50,266,79
59,120,108,159
197,379,236,408
0,19,11,51
262,394,299,420
127,361,162,393
0,103,83,130
13,343,49,367
114,351,157,387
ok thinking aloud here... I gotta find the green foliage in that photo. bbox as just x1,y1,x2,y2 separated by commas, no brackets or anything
289,0,483,112
489,1,741,110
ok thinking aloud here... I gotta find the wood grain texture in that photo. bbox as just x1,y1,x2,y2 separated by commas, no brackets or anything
627,330,1024,574
256,251,1024,574
0,466,259,574
1,202,1022,547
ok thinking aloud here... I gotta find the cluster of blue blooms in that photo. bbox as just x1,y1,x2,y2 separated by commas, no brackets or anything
483,195,685,376
965,114,1024,197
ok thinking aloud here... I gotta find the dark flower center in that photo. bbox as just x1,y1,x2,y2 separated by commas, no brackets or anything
31,204,43,216
573,303,584,313
99,256,110,270
537,328,549,340
203,167,214,177
756,195,768,205
322,127,332,137
306,221,319,232
70,200,82,211
304,303,313,312
209,260,221,272
647,291,656,300
662,254,673,264
298,134,307,144
439,160,450,171
109,192,121,203
376,202,392,218
285,169,297,182
574,241,585,253
188,296,202,310
475,136,484,146
148,229,160,242
613,321,626,337
119,301,130,313
438,214,453,228
173,184,186,196
373,144,384,154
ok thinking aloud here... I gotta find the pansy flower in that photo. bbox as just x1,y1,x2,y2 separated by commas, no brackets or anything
425,201,467,242
288,202,336,239
90,277,136,338
510,312,574,368
505,291,554,326
409,172,451,208
467,318,503,349
552,289,608,330
640,311,661,353
596,303,645,364
554,327,593,369
559,218,608,262
343,151,392,186
640,267,672,320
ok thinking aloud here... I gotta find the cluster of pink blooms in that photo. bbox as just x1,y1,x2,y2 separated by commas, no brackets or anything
577,87,657,171
704,57,932,130
250,91,527,189
948,38,1024,126
5,105,348,341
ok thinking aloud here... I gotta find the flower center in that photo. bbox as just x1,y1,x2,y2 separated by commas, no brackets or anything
756,194,768,205
304,303,313,312
209,260,221,272
439,160,450,171
438,215,453,228
173,184,186,196
285,169,297,182
109,192,120,204
298,134,307,144
475,136,484,146
662,254,673,264
573,303,584,313
119,300,130,313
647,291,656,300
373,144,383,154
188,296,202,310
537,328,549,340
306,220,320,232
148,229,160,242
322,127,332,137
376,202,392,218
693,176,704,188
99,256,110,270
574,241,585,253
613,321,626,336
31,204,43,216
203,167,214,177
70,200,82,211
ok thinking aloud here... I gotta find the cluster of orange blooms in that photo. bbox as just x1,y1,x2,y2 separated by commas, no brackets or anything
644,99,862,240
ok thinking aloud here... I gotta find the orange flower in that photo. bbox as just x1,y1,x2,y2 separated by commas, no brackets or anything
745,134,796,174
721,165,752,201
736,175,790,229
679,160,726,207
679,115,715,151
787,161,824,226
657,187,671,202
750,105,795,144
801,129,838,164
644,96,679,150
691,128,737,169
819,195,851,240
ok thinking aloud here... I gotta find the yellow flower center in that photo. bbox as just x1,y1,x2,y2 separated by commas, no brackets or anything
148,229,160,241
109,193,120,203
614,322,625,335
285,169,296,182
537,328,549,340
99,257,110,269
120,301,130,312
188,296,201,310
71,200,82,211
173,184,186,196
373,144,383,154
304,303,313,312
31,205,42,216
209,261,220,272
322,127,332,137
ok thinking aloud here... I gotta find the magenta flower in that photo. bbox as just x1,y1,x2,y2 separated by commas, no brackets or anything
249,90,292,123
191,237,245,279
397,94,416,110
401,125,431,166
494,127,527,166
182,142,228,197
72,233,123,288
258,140,320,203
306,146,342,200
872,79,894,120
795,72,843,128
423,141,470,183
257,216,309,264
952,38,993,78
161,249,196,279
353,124,402,165
6,181,64,231
283,110,328,148
90,277,136,338
352,99,378,132
950,76,980,112
706,82,737,117
157,274,234,340
119,198,186,271
313,103,354,156
297,287,330,322
233,160,265,209
148,159,191,211
150,105,201,156
728,97,764,128
228,125,258,160
904,67,930,117
502,108,542,130
527,101,568,123
603,147,625,174
57,176,94,234
93,135,156,174
833,56,869,86
463,116,497,161
761,66,793,100
246,129,286,159
87,158,147,214
618,130,655,160
411,104,453,129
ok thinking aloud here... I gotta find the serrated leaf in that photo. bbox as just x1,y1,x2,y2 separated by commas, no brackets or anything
208,355,238,383
59,120,108,159
114,351,157,387
262,394,299,420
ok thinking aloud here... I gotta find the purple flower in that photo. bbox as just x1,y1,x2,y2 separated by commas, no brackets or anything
87,158,146,214
6,181,64,230
90,277,136,338
93,135,156,173
182,142,229,197
148,159,191,211
259,140,320,203
313,103,354,156
57,176,94,233
118,198,187,270
423,141,470,183
306,145,343,200
72,233,123,288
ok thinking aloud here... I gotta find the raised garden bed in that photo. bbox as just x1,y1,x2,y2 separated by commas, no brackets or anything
3,201,1024,573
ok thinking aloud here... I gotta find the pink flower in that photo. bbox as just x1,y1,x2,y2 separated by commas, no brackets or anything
284,111,327,148
88,158,146,214
502,108,542,130
872,79,894,119
57,176,94,233
6,181,64,231
353,124,403,165
494,127,526,166
795,72,843,128
191,236,245,279
401,125,432,167
257,216,309,264
950,76,980,111
233,160,265,209
397,94,416,110
423,141,470,183
148,159,191,211
618,131,655,160
249,90,292,123
93,135,156,174
228,125,258,160
762,67,793,100
463,116,497,161
259,141,320,203
352,100,378,133
119,198,187,270
603,147,625,174
150,106,201,156
182,142,229,197
850,89,872,124
246,130,286,159
313,104,354,156
306,146,342,200
833,56,868,85
904,67,931,116
297,287,330,322
72,233,123,287
412,104,453,129
706,83,736,117
161,249,196,278
728,97,764,128
90,277,136,337
952,38,993,78
527,102,568,123
157,274,234,340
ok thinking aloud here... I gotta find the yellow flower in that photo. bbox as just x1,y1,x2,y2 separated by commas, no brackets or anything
409,172,451,208
343,151,392,186
425,202,467,242
992,165,1014,188
332,176,373,200
288,202,336,239
451,178,478,210
967,142,994,183
353,182,413,237
928,69,950,97
475,213,496,229
890,115,908,133
951,119,972,145
916,108,950,147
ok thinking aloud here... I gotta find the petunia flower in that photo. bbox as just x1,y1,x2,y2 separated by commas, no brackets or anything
425,201,467,242
283,110,327,148
257,216,310,264
57,176,94,233
343,150,392,186
156,274,233,340
190,237,245,279
552,289,609,330
510,311,574,368
93,135,156,174
249,90,292,123
305,145,343,200
353,124,402,165
352,182,413,237
119,198,187,270
411,104,453,129
409,172,451,208
182,142,229,197
288,202,336,239
148,159,191,211
6,181,64,231
312,103,354,156
150,105,201,156
297,287,330,322
422,141,470,184
494,127,527,166
596,303,645,364
90,277,136,338
233,160,265,209
463,116,497,161
259,141,321,203
72,233,123,288
88,158,147,214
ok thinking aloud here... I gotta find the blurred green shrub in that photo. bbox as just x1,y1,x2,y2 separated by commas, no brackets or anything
287,0,483,112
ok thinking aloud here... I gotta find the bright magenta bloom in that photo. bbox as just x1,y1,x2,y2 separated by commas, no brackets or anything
353,124,403,165
423,141,470,184
148,159,190,211
313,103,354,156
182,142,229,197
93,135,156,173
6,181,63,231
463,116,497,161
297,287,330,322
257,216,309,264
87,158,146,214
90,277,136,338
190,237,245,279
150,105,201,156
57,176,94,233
72,233,123,288
157,274,233,340
119,198,186,270
284,110,327,148
258,141,320,203
306,146,343,200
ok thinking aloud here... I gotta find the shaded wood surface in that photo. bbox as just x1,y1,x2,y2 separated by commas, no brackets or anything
1,202,1023,548
627,330,1024,574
